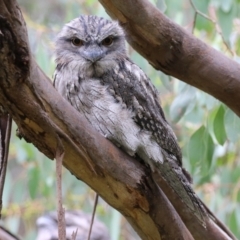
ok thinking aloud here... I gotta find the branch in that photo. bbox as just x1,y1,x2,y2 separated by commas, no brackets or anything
99,0,240,117
0,1,193,239
0,114,12,218
55,141,66,240
0,0,235,239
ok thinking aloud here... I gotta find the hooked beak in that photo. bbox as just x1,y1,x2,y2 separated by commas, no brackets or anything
82,46,103,63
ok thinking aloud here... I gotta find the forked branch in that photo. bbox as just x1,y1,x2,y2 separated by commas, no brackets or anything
0,0,236,239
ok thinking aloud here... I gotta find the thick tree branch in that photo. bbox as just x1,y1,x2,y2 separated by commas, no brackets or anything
99,0,240,117
0,1,194,239
0,0,236,239
0,114,12,218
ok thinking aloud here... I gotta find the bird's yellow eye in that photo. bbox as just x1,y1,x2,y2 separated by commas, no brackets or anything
71,37,83,46
102,36,113,46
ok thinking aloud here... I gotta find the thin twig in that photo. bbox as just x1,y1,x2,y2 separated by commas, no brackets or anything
192,12,197,34
56,137,66,240
190,0,234,55
0,115,12,219
87,193,99,240
71,228,78,240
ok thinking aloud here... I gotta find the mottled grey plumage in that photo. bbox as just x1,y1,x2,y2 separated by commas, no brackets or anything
54,15,206,222
36,210,110,240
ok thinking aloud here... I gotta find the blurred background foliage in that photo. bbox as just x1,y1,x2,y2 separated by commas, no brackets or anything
1,0,240,239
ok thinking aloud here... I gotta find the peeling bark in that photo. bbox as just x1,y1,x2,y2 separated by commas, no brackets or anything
0,0,237,239
99,0,240,117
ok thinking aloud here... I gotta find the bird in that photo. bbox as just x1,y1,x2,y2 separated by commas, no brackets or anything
36,210,110,240
53,15,206,223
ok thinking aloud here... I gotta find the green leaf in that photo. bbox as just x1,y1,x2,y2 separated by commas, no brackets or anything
207,106,218,137
224,109,240,142
165,1,183,20
196,92,218,111
159,72,172,91
213,105,227,145
217,3,235,40
194,15,214,33
192,0,209,13
229,210,239,236
220,0,233,12
184,105,204,124
170,85,196,123
188,126,214,174
188,127,203,167
156,0,167,12
28,165,40,199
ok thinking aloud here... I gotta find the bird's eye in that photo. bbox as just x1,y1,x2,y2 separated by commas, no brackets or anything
71,37,83,46
101,36,113,46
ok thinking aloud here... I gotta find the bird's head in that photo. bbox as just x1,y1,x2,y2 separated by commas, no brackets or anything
55,15,127,77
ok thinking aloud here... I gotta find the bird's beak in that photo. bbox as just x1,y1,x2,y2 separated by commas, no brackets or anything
82,46,103,63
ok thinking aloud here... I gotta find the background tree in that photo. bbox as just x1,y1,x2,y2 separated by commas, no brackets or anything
0,0,240,239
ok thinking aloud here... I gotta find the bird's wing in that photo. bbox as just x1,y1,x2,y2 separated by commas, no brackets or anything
101,58,182,164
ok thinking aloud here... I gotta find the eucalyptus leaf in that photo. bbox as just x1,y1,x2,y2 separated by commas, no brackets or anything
207,106,218,138
28,166,40,199
170,85,196,123
156,0,167,12
188,126,214,174
188,126,205,168
220,0,233,12
229,211,239,237
217,4,235,40
224,109,240,142
159,71,172,91
192,0,209,13
213,105,227,145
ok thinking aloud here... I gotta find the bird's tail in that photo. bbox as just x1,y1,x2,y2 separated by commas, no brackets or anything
154,155,207,225
153,154,236,239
